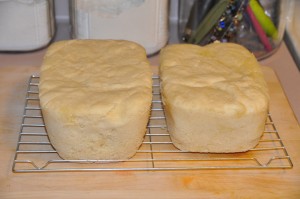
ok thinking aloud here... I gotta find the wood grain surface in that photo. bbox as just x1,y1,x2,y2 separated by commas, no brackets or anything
0,65,299,199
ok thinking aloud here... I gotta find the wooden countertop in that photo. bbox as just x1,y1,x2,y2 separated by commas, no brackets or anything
0,62,299,198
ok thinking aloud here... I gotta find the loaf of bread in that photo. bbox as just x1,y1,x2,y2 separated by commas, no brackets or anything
39,40,152,160
159,43,269,153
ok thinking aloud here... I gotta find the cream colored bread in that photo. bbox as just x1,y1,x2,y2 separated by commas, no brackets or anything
159,43,269,153
39,40,152,160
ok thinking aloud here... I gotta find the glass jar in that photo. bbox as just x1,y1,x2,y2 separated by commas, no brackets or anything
0,0,55,51
178,0,290,60
70,0,169,56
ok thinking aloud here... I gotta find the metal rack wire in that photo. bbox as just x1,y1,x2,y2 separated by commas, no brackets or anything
12,75,293,172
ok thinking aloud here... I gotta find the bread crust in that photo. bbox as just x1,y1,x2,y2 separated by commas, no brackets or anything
159,43,269,153
39,40,152,160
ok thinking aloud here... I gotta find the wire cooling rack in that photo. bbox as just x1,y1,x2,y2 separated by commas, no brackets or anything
12,75,293,172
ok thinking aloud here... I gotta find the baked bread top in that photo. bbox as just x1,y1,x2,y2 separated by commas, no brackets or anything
159,42,269,116
39,40,153,128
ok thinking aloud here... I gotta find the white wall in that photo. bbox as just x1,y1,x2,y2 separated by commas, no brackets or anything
54,0,70,22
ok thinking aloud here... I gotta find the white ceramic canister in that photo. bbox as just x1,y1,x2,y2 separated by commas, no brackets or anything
70,0,169,55
0,0,55,51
